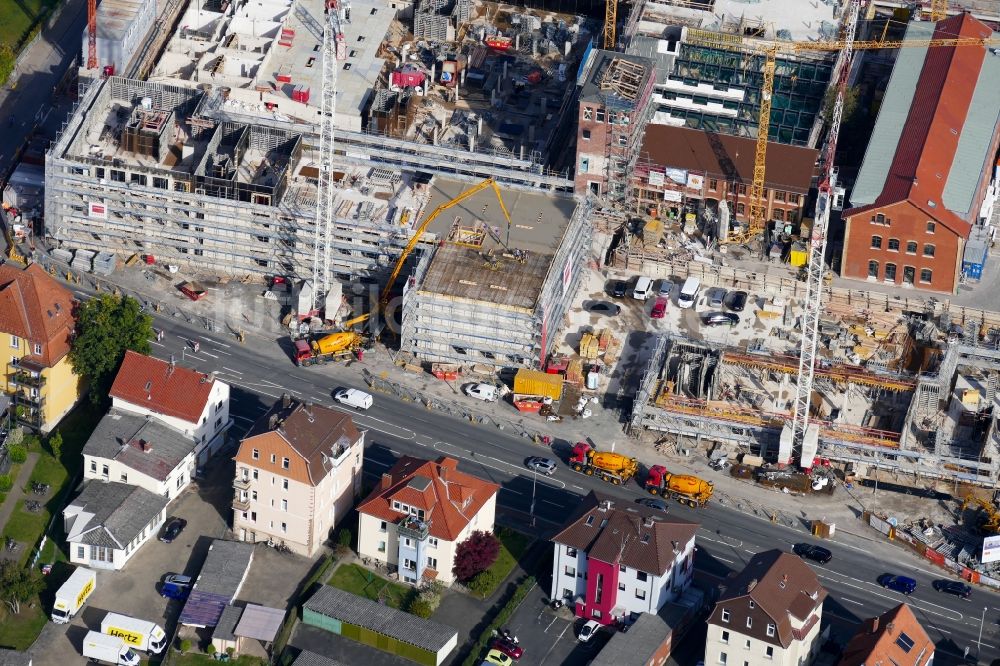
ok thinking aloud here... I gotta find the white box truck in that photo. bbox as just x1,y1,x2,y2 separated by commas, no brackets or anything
101,612,167,654
81,631,140,666
51,566,96,624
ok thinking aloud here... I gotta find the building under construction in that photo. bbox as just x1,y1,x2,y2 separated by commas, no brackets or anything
631,335,1000,488
400,180,590,368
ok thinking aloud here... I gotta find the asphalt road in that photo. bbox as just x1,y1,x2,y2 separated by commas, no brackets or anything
124,308,1000,664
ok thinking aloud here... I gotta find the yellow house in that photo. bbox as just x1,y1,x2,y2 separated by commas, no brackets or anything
0,264,81,432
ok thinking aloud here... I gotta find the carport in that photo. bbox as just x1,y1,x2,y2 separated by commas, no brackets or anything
211,603,285,658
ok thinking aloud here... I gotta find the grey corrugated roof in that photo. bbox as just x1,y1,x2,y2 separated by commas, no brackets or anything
626,36,673,84
65,481,168,549
234,604,285,642
293,651,350,666
589,610,675,666
304,585,457,653
942,49,1000,216
850,21,934,207
0,648,31,666
84,410,196,482
195,540,255,597
212,605,243,642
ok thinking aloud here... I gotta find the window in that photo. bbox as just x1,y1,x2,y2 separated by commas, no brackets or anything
281,499,288,511
403,558,416,571
427,556,438,569
923,244,935,257
868,260,879,278
745,639,751,650
565,566,576,577
580,156,590,174
33,344,41,355
392,500,401,511
9,336,17,349
77,545,85,559
718,652,728,665
282,479,289,490
721,609,730,623
282,457,290,469
875,213,886,225
270,454,276,463
619,564,626,573
250,511,257,521
636,571,647,582
885,263,897,281
215,417,222,428
619,582,626,591
748,601,755,609
709,179,718,191
176,475,184,489
102,465,109,477
895,632,915,652
592,609,602,619
90,460,96,473
583,107,593,121
280,522,287,533
773,209,784,221
926,221,936,233
888,238,899,251
904,266,915,284
120,472,128,483
766,624,775,637
378,540,386,552
252,491,257,501
252,449,259,460
774,190,786,202
582,129,591,140
737,184,747,195
765,646,773,659
736,203,746,215
617,134,627,146
788,193,800,204
596,109,605,122
252,469,259,480
635,589,646,600
566,547,577,556
429,537,439,547
906,241,917,254
379,520,387,532
920,268,933,283
871,235,882,249
721,631,730,644
746,618,753,629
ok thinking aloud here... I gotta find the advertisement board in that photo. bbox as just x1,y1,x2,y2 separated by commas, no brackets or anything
665,168,687,185
983,534,1000,564
687,174,705,190
88,202,108,219
648,171,664,187
662,190,683,203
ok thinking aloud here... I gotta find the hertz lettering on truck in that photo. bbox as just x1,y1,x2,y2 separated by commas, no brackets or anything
76,579,94,608
107,627,144,646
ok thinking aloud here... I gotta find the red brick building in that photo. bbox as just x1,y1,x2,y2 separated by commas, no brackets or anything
842,13,1000,293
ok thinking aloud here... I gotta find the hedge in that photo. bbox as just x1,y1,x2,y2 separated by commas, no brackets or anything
461,576,536,666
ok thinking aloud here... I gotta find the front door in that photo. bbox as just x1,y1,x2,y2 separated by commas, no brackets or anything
903,266,915,285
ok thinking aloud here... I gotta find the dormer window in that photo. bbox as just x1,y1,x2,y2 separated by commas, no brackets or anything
392,500,402,511
721,609,730,623
766,624,775,637
585,516,594,526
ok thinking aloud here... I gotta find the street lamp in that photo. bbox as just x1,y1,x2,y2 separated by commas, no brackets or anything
529,466,538,527
978,605,987,658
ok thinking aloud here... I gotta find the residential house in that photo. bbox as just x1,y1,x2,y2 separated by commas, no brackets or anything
63,481,168,570
838,603,933,666
550,492,697,625
232,395,364,556
357,455,499,586
705,549,827,666
0,263,81,431
109,350,231,466
842,14,1000,293
82,409,198,500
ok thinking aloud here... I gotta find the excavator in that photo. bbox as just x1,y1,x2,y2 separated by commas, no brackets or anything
959,494,1000,536
294,178,512,364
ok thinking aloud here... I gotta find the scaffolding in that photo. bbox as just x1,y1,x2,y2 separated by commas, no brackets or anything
597,56,656,211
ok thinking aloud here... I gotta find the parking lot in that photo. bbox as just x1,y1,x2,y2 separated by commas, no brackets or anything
499,584,610,666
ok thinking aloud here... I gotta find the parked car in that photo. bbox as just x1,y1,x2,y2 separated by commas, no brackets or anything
526,457,557,476
159,517,187,543
636,497,669,511
933,580,972,599
578,619,601,643
878,574,917,595
586,301,621,316
609,280,627,298
650,297,668,319
160,574,192,600
708,288,726,308
792,543,832,564
483,649,514,665
333,388,374,410
465,383,499,402
490,638,523,660
657,279,675,298
702,312,740,327
725,290,748,312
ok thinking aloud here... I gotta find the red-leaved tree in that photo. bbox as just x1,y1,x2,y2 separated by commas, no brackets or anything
452,530,500,582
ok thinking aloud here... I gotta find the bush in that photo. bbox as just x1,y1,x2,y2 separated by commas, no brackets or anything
48,431,62,460
7,445,27,464
6,427,23,447
461,576,536,666
406,581,444,618
408,596,435,618
0,475,12,492
206,644,217,655
179,639,192,653
337,528,352,549
468,569,500,596
453,531,500,582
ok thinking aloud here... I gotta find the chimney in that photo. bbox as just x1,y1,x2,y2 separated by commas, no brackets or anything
140,439,152,453
747,578,758,592
304,402,314,422
381,472,393,490
871,616,879,633
643,516,654,528
599,499,613,512
269,413,278,429
281,393,291,409
671,540,679,554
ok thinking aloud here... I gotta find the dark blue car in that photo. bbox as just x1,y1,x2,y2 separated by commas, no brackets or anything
878,574,917,595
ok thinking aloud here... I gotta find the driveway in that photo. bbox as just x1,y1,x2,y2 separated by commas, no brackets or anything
501,584,609,666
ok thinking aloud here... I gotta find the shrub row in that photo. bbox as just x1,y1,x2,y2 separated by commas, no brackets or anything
460,576,536,666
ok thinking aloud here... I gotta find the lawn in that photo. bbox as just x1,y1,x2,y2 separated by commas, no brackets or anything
2,499,48,543
328,563,413,609
169,653,266,666
0,0,55,48
470,528,533,599
0,602,47,650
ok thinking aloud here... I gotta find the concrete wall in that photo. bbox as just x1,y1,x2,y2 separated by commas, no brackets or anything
83,450,195,500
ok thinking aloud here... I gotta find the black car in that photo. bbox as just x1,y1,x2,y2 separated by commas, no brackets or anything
159,517,188,543
792,543,832,564
636,497,669,511
702,312,740,327
933,580,972,599
725,290,749,312
609,280,627,298
586,301,621,316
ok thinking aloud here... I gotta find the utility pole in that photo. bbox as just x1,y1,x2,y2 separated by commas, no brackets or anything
529,466,538,527
978,605,987,658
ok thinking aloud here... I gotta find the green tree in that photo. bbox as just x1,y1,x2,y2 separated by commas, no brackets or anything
0,560,45,614
69,294,153,403
821,85,860,127
7,444,26,464
179,639,192,653
48,430,63,460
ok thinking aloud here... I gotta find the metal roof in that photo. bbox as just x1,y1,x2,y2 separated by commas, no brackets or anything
292,651,350,666
84,410,196,482
234,604,285,642
180,590,232,628
64,481,168,549
850,21,935,208
0,648,32,666
304,585,458,653
212,605,243,642
179,540,255,627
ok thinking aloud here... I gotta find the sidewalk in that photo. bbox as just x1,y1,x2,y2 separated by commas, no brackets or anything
0,451,40,553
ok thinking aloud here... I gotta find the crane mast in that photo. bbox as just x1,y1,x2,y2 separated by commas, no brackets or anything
312,0,349,314
783,0,858,467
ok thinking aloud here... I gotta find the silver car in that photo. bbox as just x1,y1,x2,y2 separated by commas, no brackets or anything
657,280,674,298
709,288,726,308
526,457,557,475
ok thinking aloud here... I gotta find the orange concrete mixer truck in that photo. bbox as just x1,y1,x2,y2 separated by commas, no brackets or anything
644,465,713,507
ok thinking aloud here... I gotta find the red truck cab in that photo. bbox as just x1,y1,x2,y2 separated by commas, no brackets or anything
645,464,668,493
293,340,312,365
569,441,592,465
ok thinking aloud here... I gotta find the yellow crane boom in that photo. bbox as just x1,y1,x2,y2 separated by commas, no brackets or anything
340,177,512,330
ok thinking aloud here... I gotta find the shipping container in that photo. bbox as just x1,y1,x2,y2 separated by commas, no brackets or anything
514,369,563,401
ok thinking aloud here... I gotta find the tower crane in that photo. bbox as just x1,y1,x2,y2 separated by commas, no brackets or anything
604,0,617,49
312,0,349,316
88,0,98,69
689,4,1000,466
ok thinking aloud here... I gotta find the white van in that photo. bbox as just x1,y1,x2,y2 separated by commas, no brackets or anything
678,277,701,309
333,388,373,410
632,276,653,300
465,384,499,402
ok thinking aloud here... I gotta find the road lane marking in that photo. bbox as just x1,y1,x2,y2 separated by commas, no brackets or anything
541,500,562,507
366,459,390,468
200,336,231,347
571,484,585,491
223,367,243,375
814,572,963,621
696,531,743,549
151,341,165,348
202,351,219,359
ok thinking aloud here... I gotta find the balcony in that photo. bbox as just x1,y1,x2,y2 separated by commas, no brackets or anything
233,476,251,490
397,516,430,541
232,495,251,511
9,371,45,388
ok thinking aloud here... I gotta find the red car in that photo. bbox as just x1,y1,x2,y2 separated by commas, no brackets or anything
490,638,523,660
650,297,668,319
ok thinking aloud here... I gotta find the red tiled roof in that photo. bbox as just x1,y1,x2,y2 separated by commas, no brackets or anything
838,603,933,666
0,264,75,367
846,13,993,236
110,350,215,423
357,456,499,541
